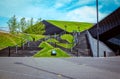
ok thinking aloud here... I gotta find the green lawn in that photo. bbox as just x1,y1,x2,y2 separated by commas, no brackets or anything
19,33,45,41
45,35,74,49
45,34,74,49
56,43,73,49
33,42,70,57
47,20,93,32
18,33,33,42
46,38,59,43
0,32,23,50
29,34,45,41
60,34,74,43
0,32,45,50
38,41,53,48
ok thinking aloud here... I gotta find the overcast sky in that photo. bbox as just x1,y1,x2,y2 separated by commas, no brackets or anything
0,0,120,30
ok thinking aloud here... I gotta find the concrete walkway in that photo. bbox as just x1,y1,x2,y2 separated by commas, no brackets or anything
0,57,120,79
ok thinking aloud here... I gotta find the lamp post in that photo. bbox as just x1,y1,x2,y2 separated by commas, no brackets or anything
96,0,99,57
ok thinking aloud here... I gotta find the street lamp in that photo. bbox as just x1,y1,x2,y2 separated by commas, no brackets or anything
96,0,99,57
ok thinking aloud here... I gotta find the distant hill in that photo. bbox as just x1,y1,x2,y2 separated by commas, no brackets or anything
46,20,93,32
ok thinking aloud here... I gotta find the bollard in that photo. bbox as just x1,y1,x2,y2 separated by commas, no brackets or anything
16,45,18,54
8,46,10,57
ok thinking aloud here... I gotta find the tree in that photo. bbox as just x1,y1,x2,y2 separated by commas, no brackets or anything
24,21,45,34
28,17,34,33
32,22,45,34
7,15,18,34
20,17,27,32
36,18,42,23
30,17,33,26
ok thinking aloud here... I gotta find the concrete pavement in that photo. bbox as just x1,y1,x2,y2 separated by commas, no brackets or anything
0,57,120,79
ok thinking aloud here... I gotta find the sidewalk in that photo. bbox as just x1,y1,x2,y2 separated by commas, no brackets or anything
0,57,120,79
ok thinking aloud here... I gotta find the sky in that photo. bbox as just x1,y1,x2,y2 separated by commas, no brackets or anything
0,0,120,30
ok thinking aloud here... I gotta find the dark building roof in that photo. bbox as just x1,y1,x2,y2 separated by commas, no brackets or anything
42,20,65,35
89,7,120,41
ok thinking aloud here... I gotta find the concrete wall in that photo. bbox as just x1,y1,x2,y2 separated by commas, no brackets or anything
86,31,115,57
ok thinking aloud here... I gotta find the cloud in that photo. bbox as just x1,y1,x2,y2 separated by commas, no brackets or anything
57,0,95,11
53,0,72,8
0,0,119,28
66,6,107,23
74,0,95,7
114,0,120,5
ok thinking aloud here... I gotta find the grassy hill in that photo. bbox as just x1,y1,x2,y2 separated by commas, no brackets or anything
0,31,45,50
0,20,93,57
47,20,93,32
0,32,23,50
19,33,45,41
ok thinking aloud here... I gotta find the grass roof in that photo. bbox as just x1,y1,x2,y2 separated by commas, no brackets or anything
47,20,93,32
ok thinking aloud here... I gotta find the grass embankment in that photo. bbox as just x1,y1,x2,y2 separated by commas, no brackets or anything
0,32,45,50
29,34,45,41
0,32,23,50
19,33,45,41
47,20,93,32
45,34,74,49
46,38,59,43
60,34,74,43
33,42,70,57
58,34,74,49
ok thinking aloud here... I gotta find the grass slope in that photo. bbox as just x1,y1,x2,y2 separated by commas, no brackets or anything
24,22,45,34
0,32,23,50
47,20,93,32
45,34,74,49
46,36,74,49
28,34,45,41
60,34,74,43
0,31,45,50
46,38,59,43
19,33,45,41
33,42,70,57
57,43,73,49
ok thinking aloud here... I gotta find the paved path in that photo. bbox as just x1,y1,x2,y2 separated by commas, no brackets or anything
0,57,120,79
